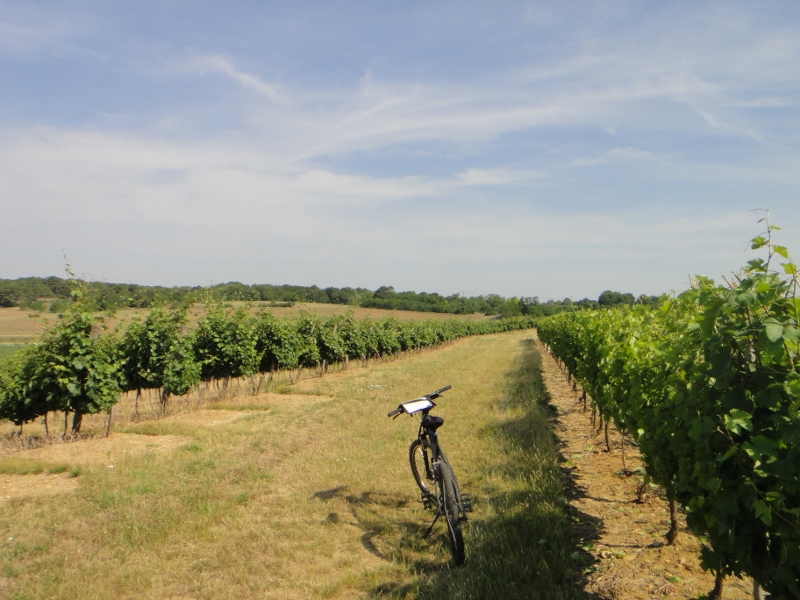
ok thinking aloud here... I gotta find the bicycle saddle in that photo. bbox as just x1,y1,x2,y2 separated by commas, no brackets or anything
422,415,445,430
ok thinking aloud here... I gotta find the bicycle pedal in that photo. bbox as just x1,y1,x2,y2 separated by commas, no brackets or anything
421,493,434,509
460,494,473,512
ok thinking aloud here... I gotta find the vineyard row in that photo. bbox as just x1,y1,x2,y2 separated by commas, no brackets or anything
537,230,799,599
0,304,536,434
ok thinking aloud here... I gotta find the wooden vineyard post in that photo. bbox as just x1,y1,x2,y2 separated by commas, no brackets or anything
105,406,115,438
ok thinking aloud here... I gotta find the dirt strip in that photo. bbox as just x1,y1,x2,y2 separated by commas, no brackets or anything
537,340,753,600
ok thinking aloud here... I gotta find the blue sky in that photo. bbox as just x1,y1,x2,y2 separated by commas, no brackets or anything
2,1,799,300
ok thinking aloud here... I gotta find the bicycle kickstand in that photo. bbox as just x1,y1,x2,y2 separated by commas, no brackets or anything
423,514,440,538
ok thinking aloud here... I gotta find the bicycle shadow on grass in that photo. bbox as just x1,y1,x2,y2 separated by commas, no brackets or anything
311,485,448,574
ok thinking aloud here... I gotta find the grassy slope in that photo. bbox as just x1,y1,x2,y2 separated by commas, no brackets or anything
0,330,582,599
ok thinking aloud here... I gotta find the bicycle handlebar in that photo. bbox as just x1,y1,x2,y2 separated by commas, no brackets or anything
386,385,452,418
428,384,452,399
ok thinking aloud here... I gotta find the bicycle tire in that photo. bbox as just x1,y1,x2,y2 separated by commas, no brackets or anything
438,460,466,565
409,439,435,496
438,452,465,517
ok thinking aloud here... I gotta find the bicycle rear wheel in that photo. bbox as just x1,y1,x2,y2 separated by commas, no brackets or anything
409,439,435,497
438,460,465,565
438,453,465,517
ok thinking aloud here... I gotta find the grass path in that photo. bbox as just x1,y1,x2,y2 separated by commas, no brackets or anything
1,330,582,599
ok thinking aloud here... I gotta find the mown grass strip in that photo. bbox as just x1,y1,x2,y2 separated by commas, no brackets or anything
402,338,583,600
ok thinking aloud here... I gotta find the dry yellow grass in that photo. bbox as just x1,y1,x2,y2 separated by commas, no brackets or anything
0,330,578,599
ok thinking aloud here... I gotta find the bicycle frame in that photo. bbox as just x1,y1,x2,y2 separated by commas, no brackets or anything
415,415,445,507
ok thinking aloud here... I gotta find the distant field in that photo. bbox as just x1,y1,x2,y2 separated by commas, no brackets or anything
218,301,492,323
0,309,59,344
0,303,492,345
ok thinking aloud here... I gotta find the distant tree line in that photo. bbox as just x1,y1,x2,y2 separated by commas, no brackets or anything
0,276,661,316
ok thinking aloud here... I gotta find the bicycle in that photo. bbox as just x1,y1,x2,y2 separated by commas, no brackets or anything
387,385,472,565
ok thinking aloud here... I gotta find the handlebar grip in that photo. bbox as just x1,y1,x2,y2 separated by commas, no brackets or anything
429,384,452,398
387,407,403,418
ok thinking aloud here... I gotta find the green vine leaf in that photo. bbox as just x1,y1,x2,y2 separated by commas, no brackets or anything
723,409,752,435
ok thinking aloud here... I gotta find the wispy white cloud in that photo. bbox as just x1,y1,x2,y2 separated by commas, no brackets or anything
183,55,289,105
136,8,800,170
245,59,794,163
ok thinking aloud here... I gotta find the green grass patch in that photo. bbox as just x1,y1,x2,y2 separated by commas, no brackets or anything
0,344,23,362
0,458,72,476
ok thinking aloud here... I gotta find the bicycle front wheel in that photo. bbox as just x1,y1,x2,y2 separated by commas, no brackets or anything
438,460,465,565
409,439,435,497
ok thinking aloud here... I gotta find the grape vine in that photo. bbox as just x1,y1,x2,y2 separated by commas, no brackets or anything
1,306,536,432
538,221,800,598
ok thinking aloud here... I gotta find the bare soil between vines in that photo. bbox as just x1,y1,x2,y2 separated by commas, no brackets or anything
538,340,753,600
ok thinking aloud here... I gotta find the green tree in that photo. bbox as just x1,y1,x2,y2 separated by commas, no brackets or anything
597,290,635,306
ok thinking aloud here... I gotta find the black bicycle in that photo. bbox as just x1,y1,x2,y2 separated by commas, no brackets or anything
388,385,471,565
